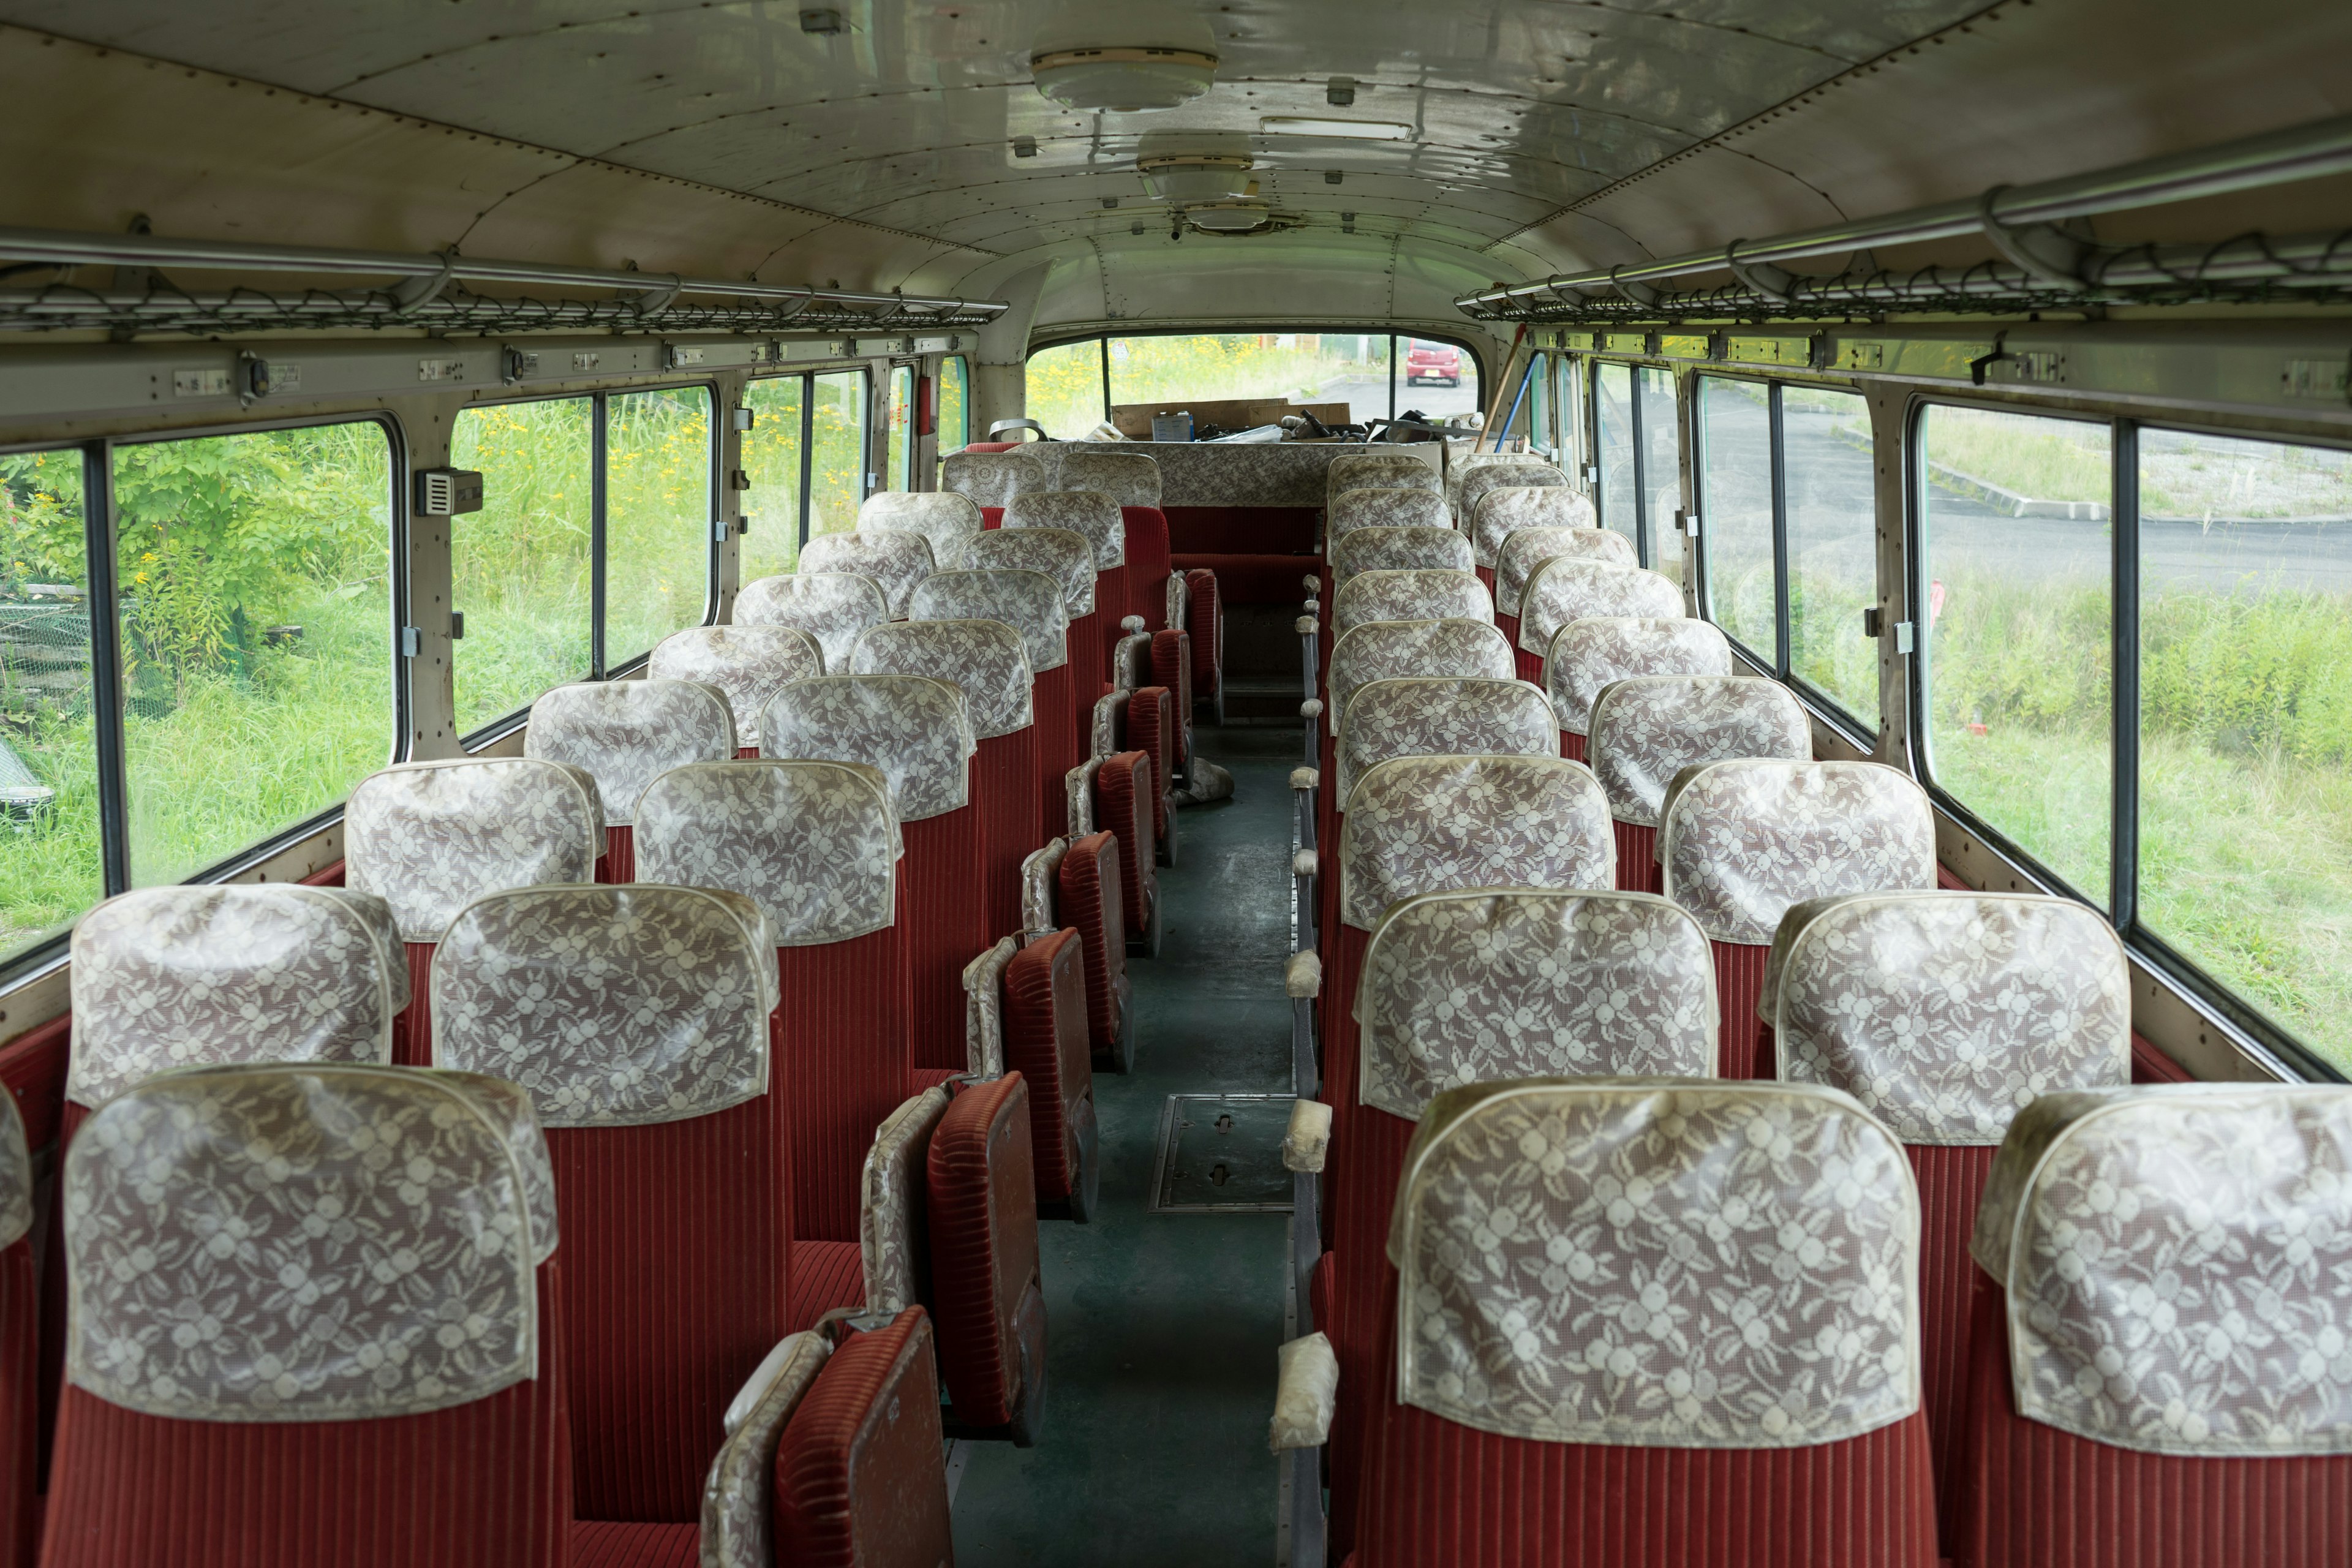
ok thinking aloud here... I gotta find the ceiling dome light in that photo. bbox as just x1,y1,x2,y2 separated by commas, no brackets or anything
1138,154,1254,205
1031,47,1218,112
1182,202,1302,236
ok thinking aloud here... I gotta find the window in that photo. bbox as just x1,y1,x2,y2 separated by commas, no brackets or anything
1918,404,2113,907
111,422,396,888
938,356,970,454
808,370,869,540
451,399,593,735
1639,366,1683,584
1024,340,1104,440
886,366,915,491
0,448,101,960
1594,362,1637,556
1528,353,1553,456
1109,333,1398,432
1697,377,1775,662
1395,336,1479,422
604,386,714,668
1784,387,1879,726
741,375,807,581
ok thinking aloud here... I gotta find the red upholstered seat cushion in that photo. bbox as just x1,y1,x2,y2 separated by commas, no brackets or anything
974,728,1040,944
395,940,436,1066
1121,506,1172,630
899,807,986,1074
1496,609,1520,649
926,1074,1045,1430
774,1309,954,1568
1561,728,1586,763
776,920,911,1245
1163,505,1317,556
1093,752,1156,943
1001,929,1095,1204
1513,646,1542,683
788,1240,869,1333
1711,940,1772,1079
1055,832,1129,1053
1095,564,1133,674
1035,660,1080,845
568,1521,700,1568
1126,686,1175,840
1613,821,1662,894
1150,632,1193,764
1183,570,1219,696
907,1065,962,1094
600,824,635,884
2,1240,34,1568
1170,552,1319,606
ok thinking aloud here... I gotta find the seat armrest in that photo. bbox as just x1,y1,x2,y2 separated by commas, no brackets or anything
1267,1332,1338,1452
1284,950,1321,1001
1281,1098,1331,1173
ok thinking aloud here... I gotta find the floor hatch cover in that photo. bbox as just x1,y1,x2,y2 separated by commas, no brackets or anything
1150,1093,1295,1213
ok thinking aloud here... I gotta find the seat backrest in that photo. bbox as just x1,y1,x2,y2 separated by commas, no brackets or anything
910,567,1069,676
1,1084,29,1257
858,490,983,560
771,1308,954,1563
650,624,825,747
851,620,1033,741
1659,760,1937,944
1588,675,1813,826
958,526,1098,617
942,450,1047,508
1763,891,2132,1145
1335,676,1558,808
735,572,889,672
1545,615,1733,737
696,1329,833,1568
1326,618,1515,736
1327,486,1450,537
1330,525,1474,586
799,530,935,617
760,673,975,821
68,884,409,1108
1340,754,1615,929
1496,525,1635,619
1055,448,1161,508
1518,557,1686,655
1389,1077,1918,1447
1332,569,1493,639
346,758,605,942
636,760,899,944
1327,453,1442,508
1971,1084,2352,1456
1357,891,1717,1119
1471,483,1597,570
1003,490,1125,570
524,678,738,825
1446,451,1554,516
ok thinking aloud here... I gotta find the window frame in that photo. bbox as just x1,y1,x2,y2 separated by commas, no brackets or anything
596,379,722,676
1690,369,1782,675
1029,326,1487,436
938,354,971,454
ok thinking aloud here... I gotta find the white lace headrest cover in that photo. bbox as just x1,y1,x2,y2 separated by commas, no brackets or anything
65,1064,545,1422
1003,491,1125,570
1327,487,1451,537
1340,755,1615,930
1450,453,1554,510
1520,559,1685,656
427,1070,559,1266
734,573,888,672
760,674,975,821
1545,617,1733,736
347,759,605,943
1390,1077,1920,1447
1763,892,2130,1145
636,761,900,945
1327,454,1442,505
858,491,983,557
1331,526,1474,586
1498,527,1636,620
959,527,1097,617
524,679,738,826
434,884,779,1128
861,1086,951,1317
69,886,410,1107
700,1329,833,1568
1465,475,1574,565
650,625,824,748
1336,677,1558,810
1589,676,1812,827
1357,891,1717,1120
964,936,1018,1080
0,1088,29,1252
1659,761,1937,945
851,620,1033,739
1333,570,1494,640
1326,619,1515,736
910,568,1069,676
799,531,935,618
941,450,1048,508
1970,1085,2352,1457
1056,449,1162,508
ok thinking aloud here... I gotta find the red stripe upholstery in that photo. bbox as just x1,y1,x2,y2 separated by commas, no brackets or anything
395,941,435,1066
1513,646,1542,683
1910,1143,2000,1553
1127,687,1175,841
907,1065,962,1094
1150,632,1193,766
1163,505,1317,556
1496,611,1520,648
788,1240,869,1333
1184,570,1219,697
1170,552,1320,605
927,1074,1044,1428
1001,930,1093,1204
39,1261,572,1568
979,505,1005,529
1711,940,1772,1079
974,728,1040,943
1067,608,1108,717
1325,1101,1414,1562
567,1522,699,1568
1954,1274,2352,1567
772,1309,954,1568
601,824,635,884
1,1241,33,1568
1095,564,1132,673
1612,821,1662,894
1560,729,1586,764
1122,506,1172,630
737,745,761,760
965,441,1023,453
778,923,911,1243
0,1017,66,1498
1093,753,1155,945
1035,660,1079,845
1055,833,1128,1054
1474,564,1496,596
900,809,987,1074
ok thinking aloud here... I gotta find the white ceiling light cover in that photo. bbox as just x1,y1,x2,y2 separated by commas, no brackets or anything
1260,116,1415,141
1032,47,1219,113
1140,156,1255,204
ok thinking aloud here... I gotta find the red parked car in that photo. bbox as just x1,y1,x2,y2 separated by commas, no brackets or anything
1403,341,1461,386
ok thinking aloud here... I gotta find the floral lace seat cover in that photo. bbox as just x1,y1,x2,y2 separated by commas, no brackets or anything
1588,676,1814,827
62,1063,558,1422
850,620,1033,739
699,1328,834,1568
1519,559,1686,657
68,884,411,1108
432,883,780,1128
1330,526,1475,587
1387,1077,1920,1447
1336,676,1559,809
1328,487,1452,538
1339,755,1615,930
1970,1084,2352,1457
1327,453,1442,508
941,451,1048,510
524,679,738,826
635,760,900,945
734,573,889,673
910,568,1069,676
1003,491,1125,570
346,758,606,943
1326,619,1515,737
1545,617,1734,737
861,1085,953,1319
1449,453,1556,516
858,491,984,559
0,1090,24,1253
1333,570,1494,641
1658,761,1937,946
799,531,936,619
1356,890,1718,1120
1057,449,1163,508
959,527,1098,617
1464,477,1577,567
649,625,825,748
759,675,974,823
1497,527,1636,620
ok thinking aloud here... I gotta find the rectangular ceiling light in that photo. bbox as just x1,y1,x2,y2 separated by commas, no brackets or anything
1259,116,1413,140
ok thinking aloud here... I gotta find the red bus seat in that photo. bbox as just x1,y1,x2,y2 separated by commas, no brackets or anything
1588,675,1812,895
1331,525,1473,591
1331,568,1491,647
1030,832,1133,1073
1516,557,1686,685
951,533,1098,839
734,571,888,672
1005,490,1128,694
1149,629,1193,769
942,450,1048,516
773,1308,957,1565
1091,752,1159,959
1055,449,1166,632
524,678,736,883
1333,676,1557,814
1468,477,1588,572
1493,522,1632,649
1327,486,1446,541
858,489,983,567
649,624,823,758
985,930,1099,1219
799,529,935,620
1542,614,1732,765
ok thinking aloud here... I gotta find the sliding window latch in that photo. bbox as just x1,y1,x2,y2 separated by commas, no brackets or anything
399,626,421,658
713,517,733,543
1678,510,1700,538
1861,607,1917,652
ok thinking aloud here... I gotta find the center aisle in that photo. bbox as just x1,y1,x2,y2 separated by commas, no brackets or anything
953,724,1300,1565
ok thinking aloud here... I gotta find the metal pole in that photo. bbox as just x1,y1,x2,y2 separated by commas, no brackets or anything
1768,385,1792,680
1098,337,1114,429
2110,421,2141,930
81,440,130,895
590,393,609,679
